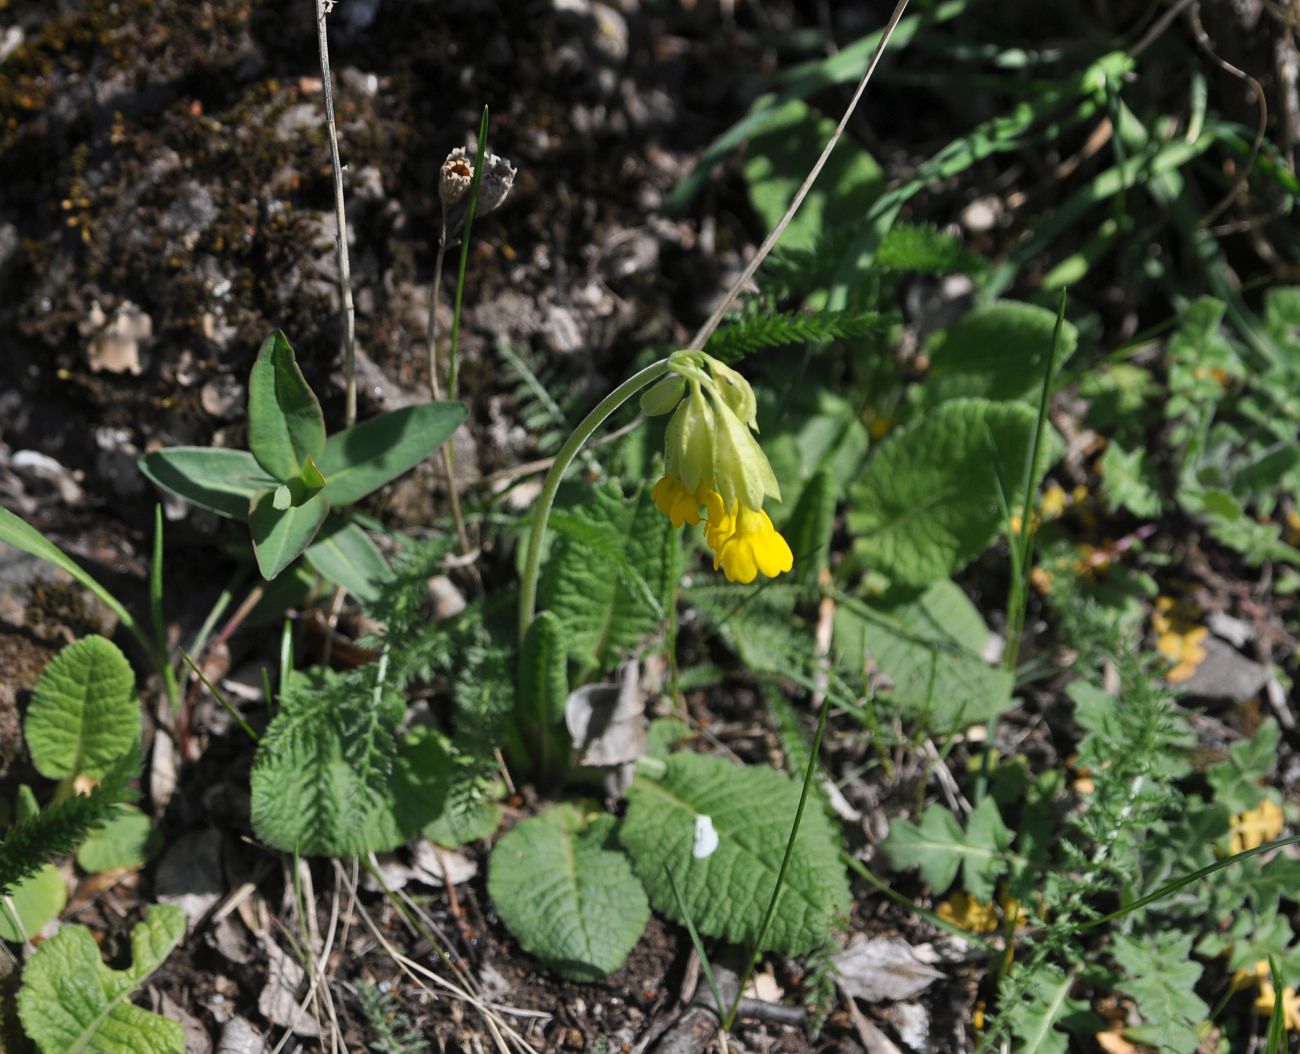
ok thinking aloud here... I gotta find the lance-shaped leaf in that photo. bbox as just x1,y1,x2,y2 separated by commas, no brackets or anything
137,448,278,520
319,402,467,506
247,330,326,482
303,516,392,604
249,488,329,581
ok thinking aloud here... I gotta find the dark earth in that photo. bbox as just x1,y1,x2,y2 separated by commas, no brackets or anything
1,0,1297,1051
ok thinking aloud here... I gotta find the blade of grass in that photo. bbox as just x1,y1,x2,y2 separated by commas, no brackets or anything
664,866,726,1021
179,649,260,744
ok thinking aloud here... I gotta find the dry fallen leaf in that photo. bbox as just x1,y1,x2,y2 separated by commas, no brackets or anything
833,936,945,1003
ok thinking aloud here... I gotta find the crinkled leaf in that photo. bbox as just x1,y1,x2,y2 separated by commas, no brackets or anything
881,798,1012,900
319,403,467,507
620,753,849,953
540,481,676,668
249,487,329,581
0,864,66,943
18,904,184,1054
1207,718,1279,814
137,448,277,520
303,516,392,604
247,330,326,482
923,301,1078,405
488,804,648,981
75,806,157,875
849,398,1060,586
25,636,139,780
835,582,1012,732
250,669,449,856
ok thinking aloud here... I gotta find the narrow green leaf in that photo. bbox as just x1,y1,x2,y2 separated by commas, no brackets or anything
18,904,185,1054
137,447,277,520
488,804,649,981
25,636,139,781
318,402,467,506
247,330,326,482
302,516,392,604
248,488,329,581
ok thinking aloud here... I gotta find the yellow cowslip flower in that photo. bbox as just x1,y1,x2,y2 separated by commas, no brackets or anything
643,351,792,584
708,504,793,584
1229,798,1285,855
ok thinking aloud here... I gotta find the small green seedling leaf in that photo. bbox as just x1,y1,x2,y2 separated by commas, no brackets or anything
75,806,157,874
318,402,467,506
18,903,185,1054
302,516,392,605
137,448,277,520
881,797,1013,900
249,488,329,581
0,864,67,943
25,636,139,781
849,398,1060,586
488,804,649,981
247,330,326,482
300,454,326,491
620,753,849,954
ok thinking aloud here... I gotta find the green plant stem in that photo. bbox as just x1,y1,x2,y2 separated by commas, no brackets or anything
723,690,833,1033
447,105,490,403
517,358,673,644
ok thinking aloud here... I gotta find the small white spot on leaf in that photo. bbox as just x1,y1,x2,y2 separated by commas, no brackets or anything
692,814,718,859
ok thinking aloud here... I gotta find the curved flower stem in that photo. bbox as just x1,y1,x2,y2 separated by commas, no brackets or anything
518,358,673,645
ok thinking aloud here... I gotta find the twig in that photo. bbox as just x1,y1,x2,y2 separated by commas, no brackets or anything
315,0,357,426
686,0,912,352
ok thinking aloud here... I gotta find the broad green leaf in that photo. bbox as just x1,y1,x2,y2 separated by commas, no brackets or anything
250,670,449,855
248,488,329,581
620,753,849,953
0,865,66,943
923,301,1078,405
303,516,392,604
881,798,1012,900
18,904,184,1054
688,582,809,678
0,508,143,645
75,806,157,874
136,448,276,520
540,481,677,669
744,103,883,252
25,636,139,780
488,804,649,981
849,398,1059,586
247,330,326,482
834,582,1012,732
1111,933,1207,1054
319,402,467,506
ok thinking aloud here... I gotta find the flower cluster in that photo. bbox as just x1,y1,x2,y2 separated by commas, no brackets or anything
643,352,793,584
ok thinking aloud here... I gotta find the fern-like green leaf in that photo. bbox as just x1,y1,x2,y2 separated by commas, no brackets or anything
876,222,987,276
705,308,887,363
0,745,138,896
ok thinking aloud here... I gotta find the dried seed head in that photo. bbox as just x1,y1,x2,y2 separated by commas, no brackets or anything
439,147,474,207
476,152,517,215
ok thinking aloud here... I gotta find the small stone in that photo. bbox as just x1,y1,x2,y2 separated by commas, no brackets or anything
200,375,246,419
84,300,152,375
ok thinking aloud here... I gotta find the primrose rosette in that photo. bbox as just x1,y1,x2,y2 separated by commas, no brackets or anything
642,351,793,585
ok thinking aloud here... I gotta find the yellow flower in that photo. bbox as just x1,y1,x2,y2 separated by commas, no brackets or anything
1256,979,1300,1031
1040,483,1069,520
1229,798,1285,855
652,475,709,528
1151,596,1208,684
936,891,1000,934
708,504,793,584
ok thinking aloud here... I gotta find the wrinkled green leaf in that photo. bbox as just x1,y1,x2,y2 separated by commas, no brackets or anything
849,398,1059,586
18,904,184,1054
621,753,849,953
488,805,648,981
75,806,157,875
25,636,139,781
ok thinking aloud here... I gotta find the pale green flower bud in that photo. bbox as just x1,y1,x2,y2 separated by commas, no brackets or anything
709,395,780,510
704,354,758,431
640,374,685,416
665,382,715,492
